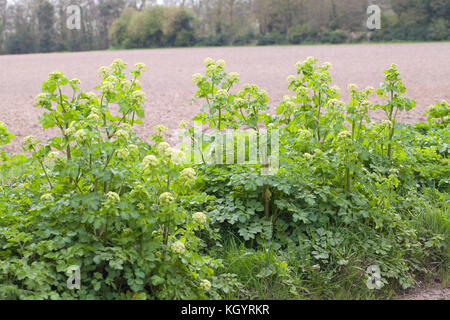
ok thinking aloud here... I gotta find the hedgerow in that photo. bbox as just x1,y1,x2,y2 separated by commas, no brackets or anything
0,57,448,300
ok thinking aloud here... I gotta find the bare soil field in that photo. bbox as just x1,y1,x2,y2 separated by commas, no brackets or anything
1,42,449,153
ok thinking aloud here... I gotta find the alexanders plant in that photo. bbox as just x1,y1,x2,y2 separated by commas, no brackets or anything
0,59,228,300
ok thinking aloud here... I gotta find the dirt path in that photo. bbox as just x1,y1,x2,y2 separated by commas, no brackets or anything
1,43,449,153
398,282,449,300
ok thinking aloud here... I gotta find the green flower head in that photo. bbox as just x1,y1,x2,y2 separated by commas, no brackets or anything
192,73,203,86
204,57,215,67
154,125,168,135
159,192,174,204
41,193,54,202
134,62,147,73
49,71,64,81
115,129,130,141
116,148,130,160
142,155,159,168
106,191,120,202
192,212,207,225
74,129,88,143
132,90,146,104
200,279,211,291
98,66,111,77
171,241,186,254
180,168,196,184
35,93,51,108
228,72,240,83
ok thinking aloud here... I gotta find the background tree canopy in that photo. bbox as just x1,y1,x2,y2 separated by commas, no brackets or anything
0,0,449,54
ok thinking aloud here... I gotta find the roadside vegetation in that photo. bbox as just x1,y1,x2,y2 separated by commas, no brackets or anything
0,57,448,300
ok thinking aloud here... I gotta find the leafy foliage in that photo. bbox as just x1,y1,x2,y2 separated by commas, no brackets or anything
0,57,448,300
0,60,225,300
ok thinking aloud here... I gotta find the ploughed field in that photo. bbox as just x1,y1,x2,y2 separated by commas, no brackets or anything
1,42,449,153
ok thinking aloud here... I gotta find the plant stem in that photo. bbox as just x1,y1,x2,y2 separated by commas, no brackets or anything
345,168,351,192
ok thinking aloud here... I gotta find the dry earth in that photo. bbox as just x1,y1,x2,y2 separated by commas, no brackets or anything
1,42,450,153
397,282,450,300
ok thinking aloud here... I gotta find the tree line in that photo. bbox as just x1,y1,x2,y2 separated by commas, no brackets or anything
0,0,448,55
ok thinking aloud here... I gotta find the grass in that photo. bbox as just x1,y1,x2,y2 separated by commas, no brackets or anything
210,189,449,300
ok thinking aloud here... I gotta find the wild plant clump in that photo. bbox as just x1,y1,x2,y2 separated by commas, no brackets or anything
0,60,224,300
0,57,448,300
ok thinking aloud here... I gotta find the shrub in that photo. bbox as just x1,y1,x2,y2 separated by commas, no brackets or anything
1,56,448,300
0,60,226,300
185,57,449,295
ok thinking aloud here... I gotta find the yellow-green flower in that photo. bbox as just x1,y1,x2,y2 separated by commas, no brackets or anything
111,58,126,70
134,79,142,88
23,135,35,146
180,168,196,184
365,86,376,95
192,73,203,86
381,120,393,128
142,155,159,168
295,86,309,96
71,78,81,85
119,123,132,132
178,120,189,130
158,142,170,152
159,192,174,204
128,144,139,154
330,86,340,94
298,129,312,140
121,80,132,91
228,72,240,83
286,75,296,84
216,59,226,67
337,131,351,140
204,58,214,67
116,129,129,141
134,63,146,72
116,148,130,160
47,151,60,161
192,212,207,225
90,107,102,116
87,113,100,122
216,89,228,100
322,62,332,70
171,241,186,254
106,191,120,202
105,75,118,83
101,81,114,94
85,92,97,101
132,90,146,104
200,279,211,291
98,66,111,77
361,100,373,109
49,71,64,81
314,148,324,156
65,123,77,137
154,125,168,135
389,168,399,175
74,129,87,143
327,99,345,109
35,93,51,107
41,193,54,202
166,147,185,163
